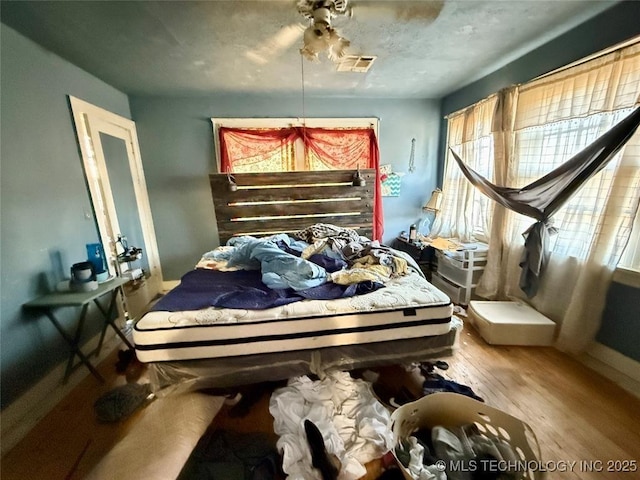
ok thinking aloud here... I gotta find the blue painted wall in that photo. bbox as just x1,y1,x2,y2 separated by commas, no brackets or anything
597,281,640,362
129,95,441,280
0,25,132,408
438,0,640,361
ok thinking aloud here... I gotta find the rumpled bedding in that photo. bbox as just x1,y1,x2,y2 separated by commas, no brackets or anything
199,225,417,287
160,224,422,312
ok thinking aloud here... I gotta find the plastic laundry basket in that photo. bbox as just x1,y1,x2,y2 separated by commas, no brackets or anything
390,392,544,479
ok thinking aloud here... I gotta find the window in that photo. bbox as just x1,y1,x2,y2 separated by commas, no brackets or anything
618,186,640,274
212,118,379,173
511,108,639,265
435,95,497,242
437,40,640,271
437,39,640,352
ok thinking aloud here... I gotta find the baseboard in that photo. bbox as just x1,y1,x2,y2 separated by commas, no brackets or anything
580,342,640,398
0,330,120,456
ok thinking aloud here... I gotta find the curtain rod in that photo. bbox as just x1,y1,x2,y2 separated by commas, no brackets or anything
531,35,640,82
444,92,501,120
444,35,640,120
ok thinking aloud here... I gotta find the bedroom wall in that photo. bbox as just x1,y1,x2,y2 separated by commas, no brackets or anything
0,24,132,408
597,281,640,362
438,0,640,362
3,1,636,414
129,95,441,280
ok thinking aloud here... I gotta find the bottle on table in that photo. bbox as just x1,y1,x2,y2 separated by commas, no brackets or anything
409,223,417,243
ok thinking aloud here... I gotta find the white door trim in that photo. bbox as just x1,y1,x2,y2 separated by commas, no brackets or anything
69,96,163,293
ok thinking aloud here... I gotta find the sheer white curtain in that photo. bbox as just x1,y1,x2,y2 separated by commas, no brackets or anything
431,95,497,242
477,43,640,353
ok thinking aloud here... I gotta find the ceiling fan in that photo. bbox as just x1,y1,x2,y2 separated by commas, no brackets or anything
297,0,351,62
244,0,444,66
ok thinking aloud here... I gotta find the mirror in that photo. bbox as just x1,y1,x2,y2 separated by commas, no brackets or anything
70,96,162,319
99,132,151,277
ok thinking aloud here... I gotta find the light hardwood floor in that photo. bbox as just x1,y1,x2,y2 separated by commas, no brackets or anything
2,322,639,479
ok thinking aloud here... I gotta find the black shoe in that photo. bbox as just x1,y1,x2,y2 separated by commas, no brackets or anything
304,420,339,480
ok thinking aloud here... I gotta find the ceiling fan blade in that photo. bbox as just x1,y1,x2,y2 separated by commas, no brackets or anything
245,23,305,65
352,0,444,23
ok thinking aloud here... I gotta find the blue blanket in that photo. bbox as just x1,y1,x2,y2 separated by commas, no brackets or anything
151,269,383,312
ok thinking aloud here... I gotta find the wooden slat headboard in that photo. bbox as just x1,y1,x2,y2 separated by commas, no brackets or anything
209,169,375,244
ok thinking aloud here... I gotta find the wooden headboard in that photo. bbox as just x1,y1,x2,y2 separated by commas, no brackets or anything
209,169,375,244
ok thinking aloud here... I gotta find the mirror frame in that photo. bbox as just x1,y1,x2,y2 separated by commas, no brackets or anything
69,96,162,283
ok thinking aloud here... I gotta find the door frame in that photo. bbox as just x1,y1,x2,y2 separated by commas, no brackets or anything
69,96,162,286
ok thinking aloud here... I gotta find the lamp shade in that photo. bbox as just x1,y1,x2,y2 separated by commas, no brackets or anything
422,188,443,212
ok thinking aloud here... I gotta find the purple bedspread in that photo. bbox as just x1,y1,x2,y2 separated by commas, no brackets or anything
151,268,383,312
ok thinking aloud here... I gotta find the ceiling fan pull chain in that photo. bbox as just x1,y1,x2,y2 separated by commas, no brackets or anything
300,53,307,127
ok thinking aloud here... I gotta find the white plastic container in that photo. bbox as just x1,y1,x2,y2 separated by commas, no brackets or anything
437,253,485,286
468,300,556,346
390,392,544,480
431,273,466,305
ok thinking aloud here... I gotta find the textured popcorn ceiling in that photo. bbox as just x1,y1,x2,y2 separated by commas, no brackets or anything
0,0,618,98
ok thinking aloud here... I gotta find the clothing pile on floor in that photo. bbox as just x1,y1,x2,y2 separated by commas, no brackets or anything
417,362,484,403
269,370,394,480
395,423,524,480
177,362,505,480
371,361,484,410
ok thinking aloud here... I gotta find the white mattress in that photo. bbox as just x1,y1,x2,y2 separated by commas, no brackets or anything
134,272,453,362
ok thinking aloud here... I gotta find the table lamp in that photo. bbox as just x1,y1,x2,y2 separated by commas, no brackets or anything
419,188,442,236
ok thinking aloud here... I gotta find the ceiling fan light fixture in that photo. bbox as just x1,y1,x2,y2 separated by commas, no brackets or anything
300,23,349,62
297,0,349,20
326,29,350,61
311,5,332,26
298,0,351,62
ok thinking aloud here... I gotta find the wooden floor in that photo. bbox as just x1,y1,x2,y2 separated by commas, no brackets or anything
2,322,639,480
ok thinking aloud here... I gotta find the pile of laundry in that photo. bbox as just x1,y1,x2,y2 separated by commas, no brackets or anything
269,370,394,480
395,423,524,480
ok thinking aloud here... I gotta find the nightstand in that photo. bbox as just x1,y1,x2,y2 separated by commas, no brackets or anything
390,236,436,280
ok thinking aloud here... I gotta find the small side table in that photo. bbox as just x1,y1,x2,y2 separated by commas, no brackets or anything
23,276,133,383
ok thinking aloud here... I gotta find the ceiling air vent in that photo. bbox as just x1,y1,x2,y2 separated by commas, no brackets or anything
336,55,377,73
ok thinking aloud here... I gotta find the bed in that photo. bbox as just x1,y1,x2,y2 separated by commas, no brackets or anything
133,170,460,394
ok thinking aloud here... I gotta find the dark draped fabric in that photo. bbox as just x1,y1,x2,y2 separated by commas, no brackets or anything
450,106,640,297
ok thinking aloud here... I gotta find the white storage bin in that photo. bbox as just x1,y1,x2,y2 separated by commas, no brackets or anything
468,300,556,346
437,252,484,286
431,273,466,305
440,244,488,267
